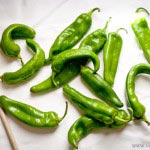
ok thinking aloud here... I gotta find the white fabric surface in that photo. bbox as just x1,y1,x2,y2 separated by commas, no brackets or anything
0,0,150,149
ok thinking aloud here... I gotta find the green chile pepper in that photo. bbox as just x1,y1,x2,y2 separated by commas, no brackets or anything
103,28,127,86
68,110,132,149
0,95,68,127
0,39,45,84
30,19,109,93
80,66,123,108
68,116,107,149
63,84,132,124
45,8,100,64
131,8,150,63
126,63,150,125
51,49,100,85
1,24,36,65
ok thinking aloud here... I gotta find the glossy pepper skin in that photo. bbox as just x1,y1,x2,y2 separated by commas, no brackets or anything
45,8,100,64
131,8,150,63
30,62,81,93
0,39,45,84
0,95,68,127
1,24,36,65
126,63,150,124
68,110,132,149
80,66,123,108
30,20,108,93
63,84,131,124
51,49,100,85
68,116,107,149
103,30,123,86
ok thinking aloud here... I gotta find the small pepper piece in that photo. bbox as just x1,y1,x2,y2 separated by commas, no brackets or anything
131,7,150,63
0,95,68,127
103,28,127,86
80,66,123,108
126,63,150,125
45,8,100,64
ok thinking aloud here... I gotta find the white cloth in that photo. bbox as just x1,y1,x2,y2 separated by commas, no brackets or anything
0,0,150,149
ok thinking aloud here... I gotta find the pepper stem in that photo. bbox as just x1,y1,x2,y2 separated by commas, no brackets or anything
114,116,129,123
17,54,24,66
102,17,111,32
142,115,150,126
136,7,150,17
126,107,134,121
88,7,100,16
116,28,128,34
51,71,57,86
59,101,68,122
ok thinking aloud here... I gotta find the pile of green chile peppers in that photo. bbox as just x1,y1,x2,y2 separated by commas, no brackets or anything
0,7,150,150
0,95,68,127
30,18,109,93
126,63,150,125
103,28,127,86
0,39,45,84
131,7,150,63
45,7,100,64
1,24,36,65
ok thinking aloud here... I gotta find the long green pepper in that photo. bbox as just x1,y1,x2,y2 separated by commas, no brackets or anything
0,39,45,84
30,19,109,93
103,28,127,86
131,7,150,63
45,8,100,64
80,66,123,108
1,24,36,65
0,95,68,127
126,63,150,125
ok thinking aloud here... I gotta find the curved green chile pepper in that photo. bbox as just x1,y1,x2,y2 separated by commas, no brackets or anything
1,24,36,65
30,19,109,93
68,116,107,149
51,49,100,85
131,8,150,63
63,84,131,124
103,28,127,86
0,95,68,127
126,63,150,125
0,39,45,84
80,66,123,108
68,110,132,149
45,8,100,64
